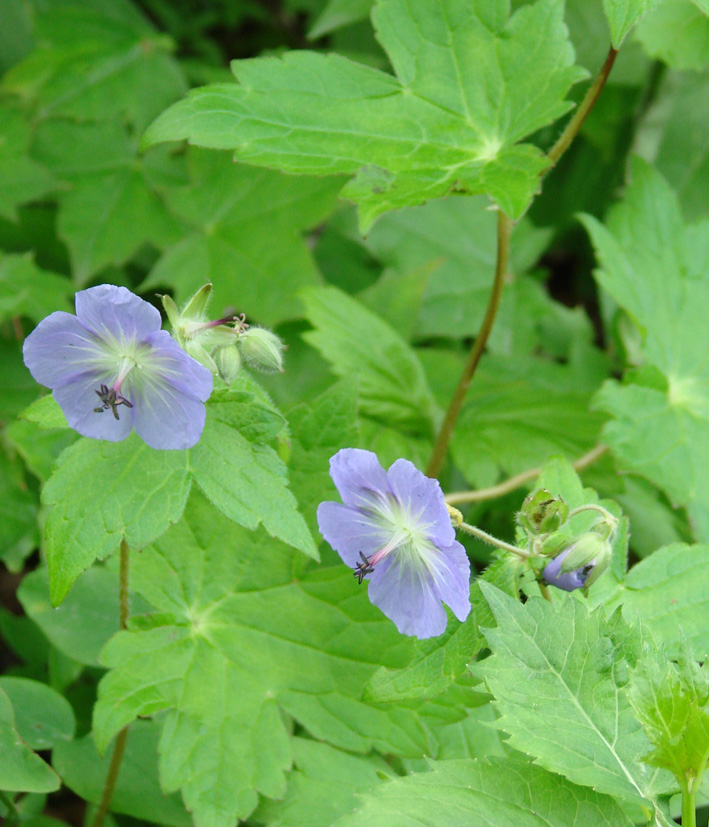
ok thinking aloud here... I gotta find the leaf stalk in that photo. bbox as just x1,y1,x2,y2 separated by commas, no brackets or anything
426,210,512,478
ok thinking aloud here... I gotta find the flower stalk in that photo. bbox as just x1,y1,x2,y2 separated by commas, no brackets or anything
90,539,131,827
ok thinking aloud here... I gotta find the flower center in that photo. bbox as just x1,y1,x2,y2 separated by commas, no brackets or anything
92,357,136,421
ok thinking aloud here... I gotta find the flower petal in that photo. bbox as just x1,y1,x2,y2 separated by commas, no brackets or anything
428,540,471,622
386,458,455,546
53,372,134,442
131,382,207,450
317,501,388,568
328,448,390,510
75,285,161,342
543,551,593,592
367,556,448,639
23,311,108,389
140,330,214,402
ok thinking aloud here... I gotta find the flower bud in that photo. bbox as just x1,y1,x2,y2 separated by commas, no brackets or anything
542,530,612,591
213,344,242,385
519,489,568,535
239,327,285,373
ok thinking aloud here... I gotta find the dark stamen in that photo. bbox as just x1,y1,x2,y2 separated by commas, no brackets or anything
353,551,375,584
93,384,133,421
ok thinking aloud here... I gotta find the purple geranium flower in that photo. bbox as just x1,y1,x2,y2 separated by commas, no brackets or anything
317,448,471,639
23,284,213,450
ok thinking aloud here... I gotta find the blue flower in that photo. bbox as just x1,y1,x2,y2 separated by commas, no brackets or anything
542,531,611,592
23,284,213,450
317,448,471,639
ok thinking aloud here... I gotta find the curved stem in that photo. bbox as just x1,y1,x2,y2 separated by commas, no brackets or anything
457,521,530,558
426,210,512,478
567,503,617,525
547,47,619,168
90,539,131,827
445,444,608,505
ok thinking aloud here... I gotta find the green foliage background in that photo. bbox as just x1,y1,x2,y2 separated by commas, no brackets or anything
2,0,709,825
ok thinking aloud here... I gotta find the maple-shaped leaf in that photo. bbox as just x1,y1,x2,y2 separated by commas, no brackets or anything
142,150,343,325
93,492,428,827
142,0,586,230
582,159,709,541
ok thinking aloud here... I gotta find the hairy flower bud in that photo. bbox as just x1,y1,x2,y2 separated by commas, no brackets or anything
519,489,568,535
239,327,285,373
213,344,242,385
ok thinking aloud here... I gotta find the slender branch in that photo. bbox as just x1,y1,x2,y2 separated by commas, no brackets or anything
426,210,512,478
445,444,608,505
457,521,530,558
546,47,619,168
90,539,131,827
0,790,20,826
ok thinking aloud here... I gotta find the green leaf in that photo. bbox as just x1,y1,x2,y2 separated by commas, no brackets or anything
582,160,709,540
363,556,519,704
254,738,390,827
0,677,74,750
603,0,661,47
649,68,709,221
18,567,130,667
635,0,709,70
629,638,709,784
335,755,636,827
476,583,672,821
358,196,557,343
93,493,425,827
0,688,60,793
0,339,43,421
190,392,319,560
450,355,606,489
0,446,38,572
0,107,57,222
143,0,586,228
309,0,374,37
32,120,184,284
285,379,358,538
142,150,343,325
0,254,73,323
19,395,69,430
302,285,439,434
42,433,192,605
607,544,709,660
1,2,187,131
53,720,192,827
5,416,77,482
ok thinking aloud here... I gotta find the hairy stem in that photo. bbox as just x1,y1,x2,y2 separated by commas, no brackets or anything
547,47,619,168
90,539,131,827
457,521,529,558
445,444,608,505
426,210,512,478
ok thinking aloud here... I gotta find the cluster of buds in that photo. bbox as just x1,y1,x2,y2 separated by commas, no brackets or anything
162,284,285,384
518,489,617,592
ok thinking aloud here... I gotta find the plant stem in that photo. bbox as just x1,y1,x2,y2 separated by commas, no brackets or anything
90,539,131,827
567,503,618,525
457,521,530,558
681,777,696,827
547,46,619,168
445,444,608,505
426,210,512,478
0,790,20,826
